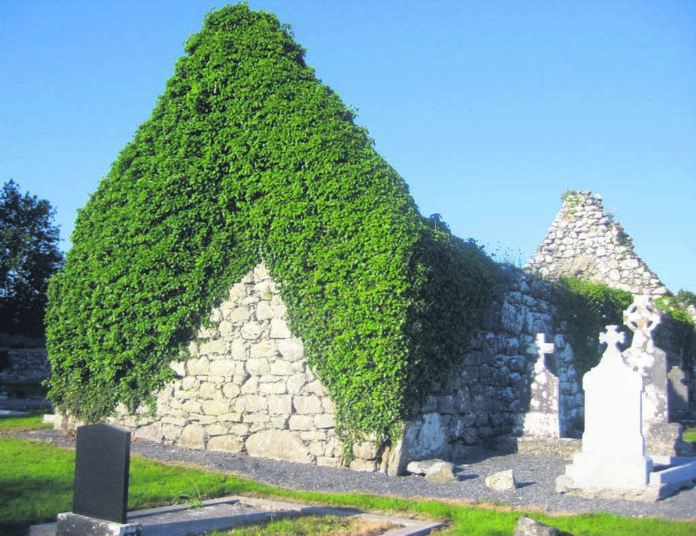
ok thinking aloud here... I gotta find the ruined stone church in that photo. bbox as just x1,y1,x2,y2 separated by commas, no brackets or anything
96,190,693,472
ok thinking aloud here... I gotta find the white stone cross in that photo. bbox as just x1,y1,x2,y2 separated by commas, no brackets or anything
531,333,554,374
599,325,626,363
624,295,661,336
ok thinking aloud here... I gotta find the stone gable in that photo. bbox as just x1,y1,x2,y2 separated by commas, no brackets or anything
526,191,668,296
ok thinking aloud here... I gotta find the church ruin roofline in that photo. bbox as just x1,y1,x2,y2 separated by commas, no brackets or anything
525,190,669,297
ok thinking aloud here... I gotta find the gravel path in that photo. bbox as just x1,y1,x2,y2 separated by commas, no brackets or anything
13,429,696,522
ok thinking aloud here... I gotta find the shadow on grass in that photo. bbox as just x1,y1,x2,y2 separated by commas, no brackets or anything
0,475,72,536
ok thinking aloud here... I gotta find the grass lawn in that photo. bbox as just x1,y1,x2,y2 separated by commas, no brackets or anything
2,414,696,536
684,427,696,443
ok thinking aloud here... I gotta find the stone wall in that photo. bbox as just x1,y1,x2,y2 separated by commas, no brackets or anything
113,263,379,469
391,266,583,467
0,347,50,385
111,263,584,471
526,191,668,296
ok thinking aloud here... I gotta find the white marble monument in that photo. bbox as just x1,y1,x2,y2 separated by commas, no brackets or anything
562,325,652,491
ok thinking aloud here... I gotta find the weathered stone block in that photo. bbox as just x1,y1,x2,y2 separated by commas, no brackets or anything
245,430,312,463
353,440,379,460
278,338,304,361
314,413,335,429
169,360,186,377
270,360,294,376
241,377,259,394
178,423,206,449
198,381,220,399
207,434,244,453
202,399,232,416
181,376,199,391
425,461,458,483
305,380,325,395
293,395,324,415
231,338,247,359
485,469,518,491
246,358,270,376
243,413,271,424
227,306,252,323
289,415,315,431
287,373,309,394
271,415,289,428
218,321,235,336
209,359,237,377
187,357,210,376
199,339,227,356
236,395,267,413
222,383,241,399
270,318,292,339
259,381,288,395
219,413,243,423
267,395,292,416
249,340,278,359
256,300,274,320
241,322,264,340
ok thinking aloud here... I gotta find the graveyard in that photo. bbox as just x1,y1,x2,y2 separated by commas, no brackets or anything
2,4,696,535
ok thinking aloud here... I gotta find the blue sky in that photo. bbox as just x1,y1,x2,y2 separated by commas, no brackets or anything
1,1,694,291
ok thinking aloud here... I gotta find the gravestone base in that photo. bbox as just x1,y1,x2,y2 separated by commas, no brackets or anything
563,451,652,490
558,456,696,502
55,513,140,536
645,422,694,457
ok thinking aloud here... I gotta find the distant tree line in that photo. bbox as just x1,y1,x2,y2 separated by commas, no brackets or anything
0,179,63,337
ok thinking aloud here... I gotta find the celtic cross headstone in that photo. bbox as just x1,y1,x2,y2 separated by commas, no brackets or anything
522,333,561,439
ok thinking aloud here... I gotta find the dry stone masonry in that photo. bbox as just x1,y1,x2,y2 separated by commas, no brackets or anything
0,347,49,385
387,267,584,472
526,191,668,296
113,263,361,468
104,262,587,472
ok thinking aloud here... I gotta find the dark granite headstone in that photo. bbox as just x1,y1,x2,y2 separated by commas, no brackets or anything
72,423,131,524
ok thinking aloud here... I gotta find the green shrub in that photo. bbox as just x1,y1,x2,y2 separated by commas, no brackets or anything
553,277,633,376
46,5,496,448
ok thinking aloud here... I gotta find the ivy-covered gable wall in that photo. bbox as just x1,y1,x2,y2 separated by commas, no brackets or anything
46,4,495,449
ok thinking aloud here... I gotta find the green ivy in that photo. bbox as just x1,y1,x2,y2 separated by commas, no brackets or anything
554,277,696,379
655,294,696,373
553,276,633,376
46,4,496,447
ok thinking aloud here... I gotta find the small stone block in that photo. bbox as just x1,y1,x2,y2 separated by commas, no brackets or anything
514,515,572,536
73,423,131,524
56,512,140,536
485,469,519,491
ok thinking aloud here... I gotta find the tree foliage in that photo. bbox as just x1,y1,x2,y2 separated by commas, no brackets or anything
46,5,496,445
0,180,63,336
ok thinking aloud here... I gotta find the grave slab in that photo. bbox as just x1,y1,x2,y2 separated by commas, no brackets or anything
32,496,445,536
